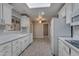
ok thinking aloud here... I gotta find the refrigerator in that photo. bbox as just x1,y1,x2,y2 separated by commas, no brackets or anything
50,17,71,56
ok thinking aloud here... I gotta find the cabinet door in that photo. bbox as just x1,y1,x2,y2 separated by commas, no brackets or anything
0,42,12,56
66,4,72,24
0,3,2,23
59,40,70,56
62,43,70,56
19,37,27,52
63,50,69,56
12,39,21,56
19,38,24,52
58,5,66,18
59,40,63,56
3,4,12,24
23,37,28,49
21,16,27,27
29,34,33,44
71,49,79,56
73,3,79,13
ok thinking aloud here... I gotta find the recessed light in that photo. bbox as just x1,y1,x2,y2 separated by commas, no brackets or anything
26,3,50,8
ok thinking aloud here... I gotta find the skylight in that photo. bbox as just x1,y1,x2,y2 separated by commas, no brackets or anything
26,3,51,8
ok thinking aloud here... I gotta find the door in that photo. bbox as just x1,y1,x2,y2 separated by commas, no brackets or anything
43,24,48,38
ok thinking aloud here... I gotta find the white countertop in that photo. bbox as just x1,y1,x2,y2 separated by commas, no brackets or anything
58,37,79,52
0,32,31,45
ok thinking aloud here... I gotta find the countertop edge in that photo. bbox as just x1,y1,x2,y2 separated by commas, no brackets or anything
58,37,79,53
0,33,32,45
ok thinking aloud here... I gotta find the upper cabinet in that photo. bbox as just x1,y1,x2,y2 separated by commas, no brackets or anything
65,4,73,24
58,3,73,24
72,3,79,13
21,15,30,27
70,3,79,26
58,4,66,19
3,4,13,25
0,3,3,24
0,3,13,25
21,15,30,33
21,16,28,27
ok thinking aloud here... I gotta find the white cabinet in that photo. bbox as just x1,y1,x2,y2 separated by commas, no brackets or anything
21,16,28,27
12,39,21,56
59,40,63,56
0,3,2,24
58,4,66,18
70,3,79,26
65,4,72,24
3,4,12,24
20,34,33,52
59,40,70,56
21,16,30,33
71,49,79,56
19,38,24,52
62,42,70,56
0,42,12,56
72,3,79,13
0,33,33,56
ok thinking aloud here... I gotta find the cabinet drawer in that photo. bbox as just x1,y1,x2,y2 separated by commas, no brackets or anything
0,42,12,56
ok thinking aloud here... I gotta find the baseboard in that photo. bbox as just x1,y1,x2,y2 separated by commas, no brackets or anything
33,38,44,39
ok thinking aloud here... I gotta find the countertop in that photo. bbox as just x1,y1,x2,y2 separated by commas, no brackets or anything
0,32,31,45
58,37,79,53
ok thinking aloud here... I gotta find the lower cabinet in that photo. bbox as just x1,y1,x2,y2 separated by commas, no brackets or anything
59,40,70,56
0,42,12,56
59,39,79,56
12,34,33,56
0,33,33,56
59,40,63,56
12,39,21,56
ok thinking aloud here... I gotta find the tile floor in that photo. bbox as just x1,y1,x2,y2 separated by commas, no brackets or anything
21,38,52,56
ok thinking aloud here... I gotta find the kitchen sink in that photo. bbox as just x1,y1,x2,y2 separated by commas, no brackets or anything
65,40,79,48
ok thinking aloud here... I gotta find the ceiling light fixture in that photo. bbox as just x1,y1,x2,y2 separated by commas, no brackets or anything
26,3,51,8
39,20,42,23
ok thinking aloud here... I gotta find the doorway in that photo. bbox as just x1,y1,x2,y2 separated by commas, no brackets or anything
43,24,48,38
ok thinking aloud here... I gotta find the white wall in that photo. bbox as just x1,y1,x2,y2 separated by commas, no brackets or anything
33,22,44,38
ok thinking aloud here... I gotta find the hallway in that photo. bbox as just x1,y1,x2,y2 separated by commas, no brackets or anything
21,38,52,56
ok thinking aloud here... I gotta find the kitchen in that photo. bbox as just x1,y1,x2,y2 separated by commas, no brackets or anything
0,3,79,56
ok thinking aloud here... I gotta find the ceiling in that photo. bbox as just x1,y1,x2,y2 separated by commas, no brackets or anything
11,3,64,21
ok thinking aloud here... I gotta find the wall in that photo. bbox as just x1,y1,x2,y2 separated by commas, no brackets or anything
33,22,44,38
33,21,49,39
